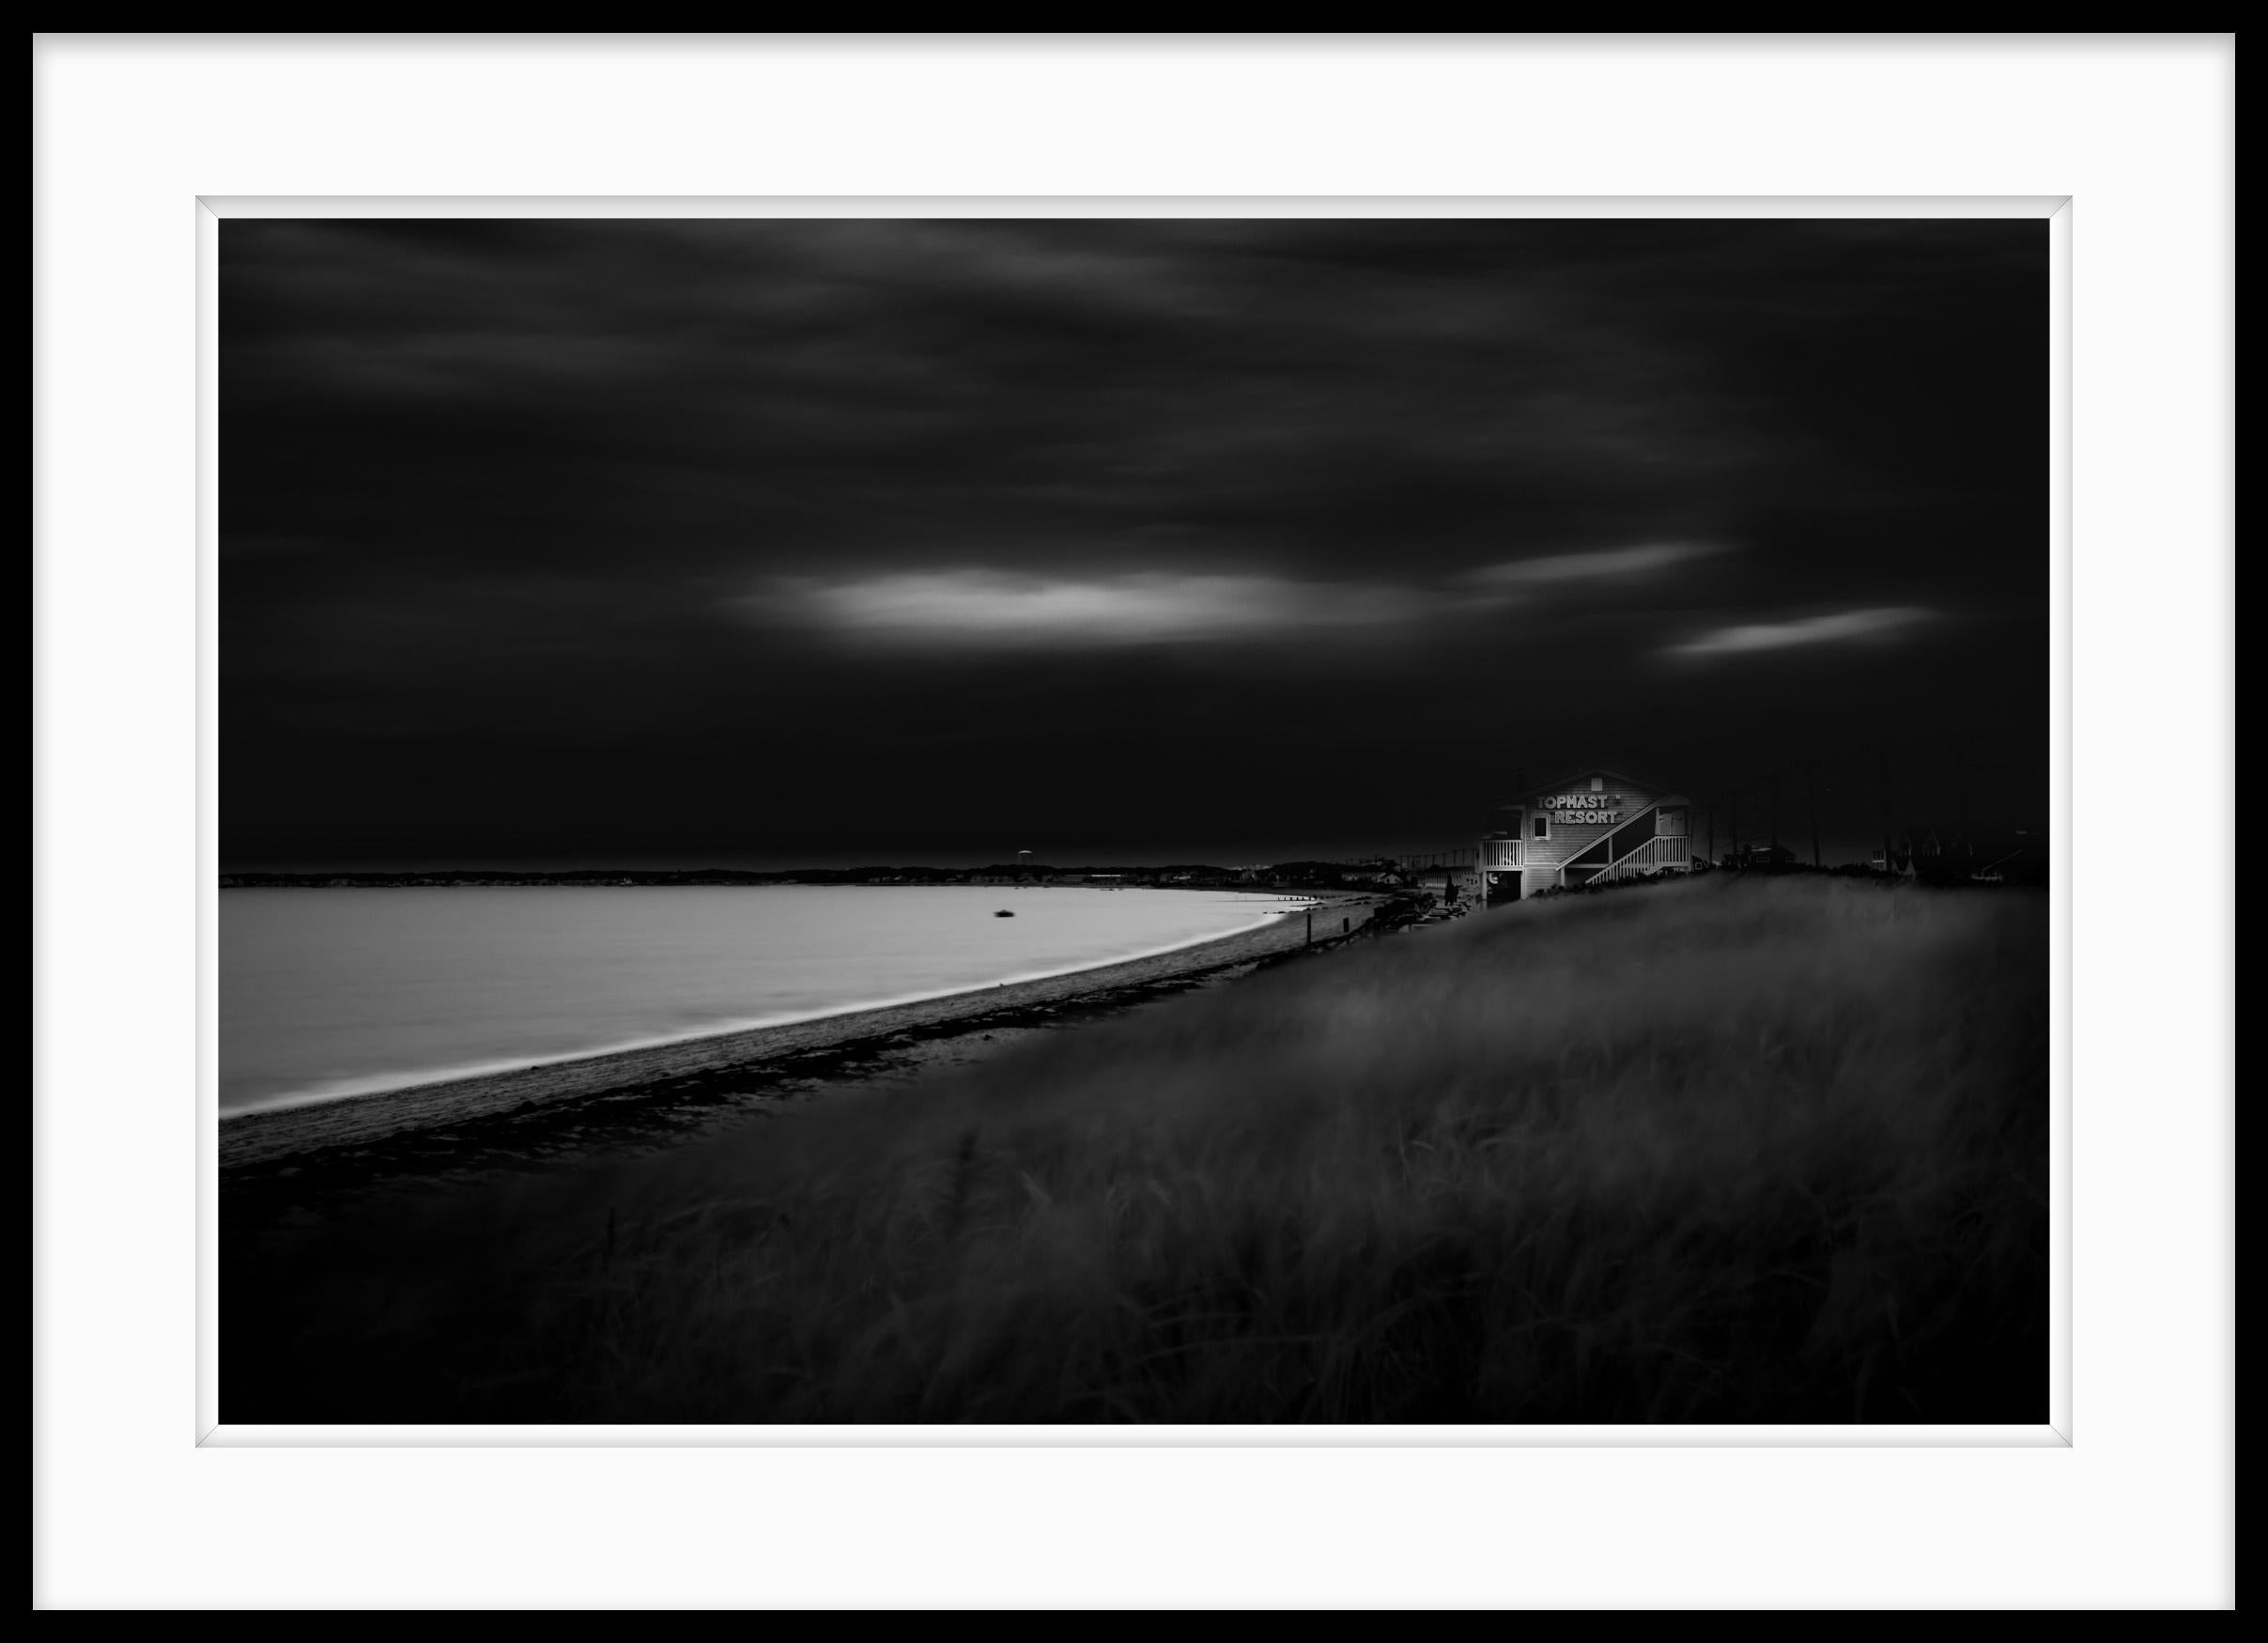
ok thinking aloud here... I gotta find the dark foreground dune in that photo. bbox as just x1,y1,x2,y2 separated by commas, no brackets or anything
224,876,2047,1425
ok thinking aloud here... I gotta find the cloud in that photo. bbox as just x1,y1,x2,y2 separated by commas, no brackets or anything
1460,542,1723,589
747,538,1746,653
1662,606,1936,659
749,569,1442,648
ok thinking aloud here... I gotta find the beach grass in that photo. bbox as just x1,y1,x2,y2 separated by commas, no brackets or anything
226,874,2048,1423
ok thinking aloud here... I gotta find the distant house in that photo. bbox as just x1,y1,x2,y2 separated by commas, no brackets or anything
1720,841,1799,871
1477,767,1696,905
1874,828,2042,886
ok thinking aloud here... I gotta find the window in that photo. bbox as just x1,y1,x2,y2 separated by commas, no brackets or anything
1589,775,1604,792
1532,813,1549,840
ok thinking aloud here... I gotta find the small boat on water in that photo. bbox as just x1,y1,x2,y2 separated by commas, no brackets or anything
994,908,1016,918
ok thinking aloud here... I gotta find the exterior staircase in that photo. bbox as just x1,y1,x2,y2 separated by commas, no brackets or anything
1557,803,1693,886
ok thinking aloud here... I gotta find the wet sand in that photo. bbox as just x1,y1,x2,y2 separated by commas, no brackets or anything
220,892,1393,1216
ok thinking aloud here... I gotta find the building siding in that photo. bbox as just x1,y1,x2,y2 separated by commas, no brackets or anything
1489,768,1696,896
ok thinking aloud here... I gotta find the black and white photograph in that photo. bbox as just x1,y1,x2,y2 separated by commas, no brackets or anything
35,33,2234,1611
219,215,2050,1425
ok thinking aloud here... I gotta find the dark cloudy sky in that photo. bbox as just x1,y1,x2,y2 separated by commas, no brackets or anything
222,218,2045,869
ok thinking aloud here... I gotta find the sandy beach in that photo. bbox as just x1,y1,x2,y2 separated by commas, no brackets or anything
220,891,1391,1195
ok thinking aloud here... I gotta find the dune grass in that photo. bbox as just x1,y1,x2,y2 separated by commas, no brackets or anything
226,875,2048,1423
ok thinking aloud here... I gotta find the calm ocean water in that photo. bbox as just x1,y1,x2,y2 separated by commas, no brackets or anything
219,885,1298,1114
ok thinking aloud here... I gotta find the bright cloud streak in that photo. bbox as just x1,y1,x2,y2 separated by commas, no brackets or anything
759,570,1439,647
1664,606,1936,659
751,542,1743,651
1462,542,1721,588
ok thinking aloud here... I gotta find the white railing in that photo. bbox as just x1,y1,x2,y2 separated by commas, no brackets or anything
1604,835,1692,876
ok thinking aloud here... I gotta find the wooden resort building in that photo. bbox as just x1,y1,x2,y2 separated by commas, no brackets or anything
1477,767,1698,906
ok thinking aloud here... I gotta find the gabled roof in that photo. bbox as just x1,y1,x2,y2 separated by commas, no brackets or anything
1496,767,1681,810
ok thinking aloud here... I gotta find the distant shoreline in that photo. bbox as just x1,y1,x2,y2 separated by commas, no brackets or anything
220,891,1385,1174
217,870,1394,891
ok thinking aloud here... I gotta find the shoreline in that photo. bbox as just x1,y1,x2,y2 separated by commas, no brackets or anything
223,893,1313,1120
220,891,1386,1177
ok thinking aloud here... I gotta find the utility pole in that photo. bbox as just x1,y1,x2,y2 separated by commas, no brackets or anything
1876,743,1894,871
1956,731,1973,856
1804,760,1822,868
1766,772,1780,859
